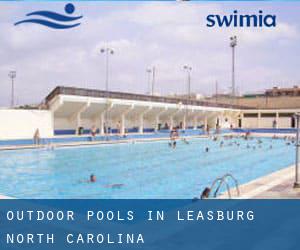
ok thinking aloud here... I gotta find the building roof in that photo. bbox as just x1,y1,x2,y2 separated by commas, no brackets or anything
45,86,251,110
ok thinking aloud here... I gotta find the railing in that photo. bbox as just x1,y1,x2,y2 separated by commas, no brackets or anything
209,173,240,198
45,86,251,109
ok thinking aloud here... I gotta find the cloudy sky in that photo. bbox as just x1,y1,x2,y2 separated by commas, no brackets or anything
0,1,300,106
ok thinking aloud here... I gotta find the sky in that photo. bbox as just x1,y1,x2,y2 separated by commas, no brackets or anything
1,1,300,107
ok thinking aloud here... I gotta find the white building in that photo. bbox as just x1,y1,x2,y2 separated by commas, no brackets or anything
0,86,299,140
47,87,239,136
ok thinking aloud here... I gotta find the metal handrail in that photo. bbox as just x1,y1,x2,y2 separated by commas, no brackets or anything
210,177,232,198
209,173,240,198
222,173,240,197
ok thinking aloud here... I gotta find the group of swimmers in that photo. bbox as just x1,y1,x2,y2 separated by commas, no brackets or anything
168,127,192,149
213,132,297,152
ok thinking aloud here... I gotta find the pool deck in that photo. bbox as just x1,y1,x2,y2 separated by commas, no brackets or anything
219,165,300,199
0,194,14,199
0,131,296,151
0,134,212,151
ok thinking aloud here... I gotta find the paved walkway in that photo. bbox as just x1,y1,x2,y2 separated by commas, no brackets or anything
0,134,211,151
220,166,300,199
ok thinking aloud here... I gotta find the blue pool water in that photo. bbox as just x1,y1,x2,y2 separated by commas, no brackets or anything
0,137,295,199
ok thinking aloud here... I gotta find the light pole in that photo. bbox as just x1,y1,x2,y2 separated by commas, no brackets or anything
183,65,192,130
183,65,192,102
215,80,219,103
146,68,152,95
146,66,156,95
230,36,237,98
294,113,300,188
100,47,114,136
100,47,114,93
152,66,156,96
8,71,16,108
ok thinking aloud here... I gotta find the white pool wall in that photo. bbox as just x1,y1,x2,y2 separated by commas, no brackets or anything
0,109,53,140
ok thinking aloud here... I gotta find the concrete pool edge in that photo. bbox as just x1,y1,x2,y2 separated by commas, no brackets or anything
0,194,14,199
0,134,214,151
0,132,296,151
219,165,300,199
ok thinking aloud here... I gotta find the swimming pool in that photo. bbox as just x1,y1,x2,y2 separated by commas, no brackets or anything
0,136,295,198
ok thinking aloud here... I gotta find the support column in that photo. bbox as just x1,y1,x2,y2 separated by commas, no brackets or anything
258,112,261,128
99,112,105,135
154,107,168,132
76,113,81,134
70,102,90,135
204,116,208,131
119,105,134,135
193,116,198,130
169,116,174,130
138,107,152,134
240,113,244,128
155,115,160,132
139,114,144,134
276,112,279,129
182,115,186,130
121,113,125,135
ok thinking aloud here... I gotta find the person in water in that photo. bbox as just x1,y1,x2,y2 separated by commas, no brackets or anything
205,147,209,153
201,187,211,199
33,128,41,145
105,184,124,189
182,138,190,144
90,174,96,183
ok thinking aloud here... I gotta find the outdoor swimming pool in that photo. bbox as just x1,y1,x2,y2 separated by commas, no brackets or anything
0,136,295,198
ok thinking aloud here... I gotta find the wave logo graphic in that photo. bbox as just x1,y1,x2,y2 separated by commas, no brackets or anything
14,3,82,29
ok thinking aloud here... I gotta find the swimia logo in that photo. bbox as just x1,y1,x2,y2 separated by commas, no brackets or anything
14,3,83,29
206,10,276,28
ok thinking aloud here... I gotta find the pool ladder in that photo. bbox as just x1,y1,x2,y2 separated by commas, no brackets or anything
209,173,240,198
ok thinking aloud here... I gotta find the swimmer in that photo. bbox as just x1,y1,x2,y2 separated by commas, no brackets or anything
182,138,190,145
173,141,177,149
105,184,124,189
200,187,211,199
246,144,250,149
46,144,55,150
269,145,272,149
205,147,209,153
90,174,96,183
78,174,97,184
